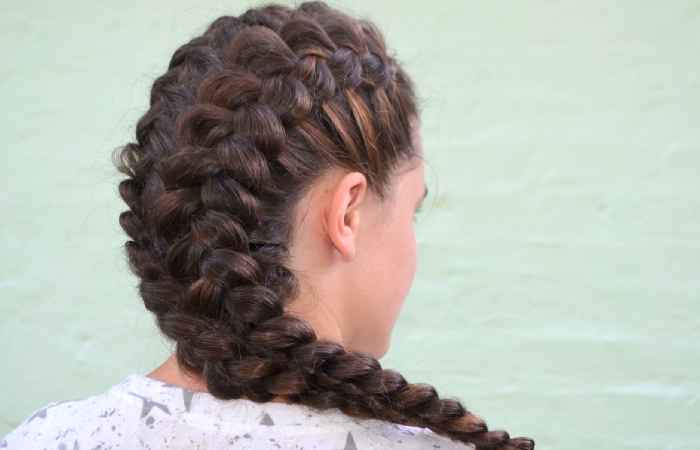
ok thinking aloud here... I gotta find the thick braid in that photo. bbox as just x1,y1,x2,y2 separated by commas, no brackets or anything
112,2,535,450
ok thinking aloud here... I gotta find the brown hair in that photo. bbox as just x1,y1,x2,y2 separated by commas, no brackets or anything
112,2,534,449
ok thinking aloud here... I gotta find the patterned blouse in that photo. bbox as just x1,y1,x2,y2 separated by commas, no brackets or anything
1,373,474,449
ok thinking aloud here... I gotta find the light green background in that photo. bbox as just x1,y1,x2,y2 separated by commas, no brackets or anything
1,1,698,449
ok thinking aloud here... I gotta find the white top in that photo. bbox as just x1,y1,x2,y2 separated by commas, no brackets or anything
1,373,475,449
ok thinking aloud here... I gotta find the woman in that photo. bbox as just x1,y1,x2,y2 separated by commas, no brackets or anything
1,2,535,449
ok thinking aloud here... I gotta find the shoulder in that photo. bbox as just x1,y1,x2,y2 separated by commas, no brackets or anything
386,423,476,450
1,382,130,449
348,420,476,450
255,399,476,450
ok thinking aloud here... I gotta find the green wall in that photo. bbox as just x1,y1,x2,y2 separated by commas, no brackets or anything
1,1,698,449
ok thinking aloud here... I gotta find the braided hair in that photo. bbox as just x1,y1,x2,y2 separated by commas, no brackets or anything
112,2,535,449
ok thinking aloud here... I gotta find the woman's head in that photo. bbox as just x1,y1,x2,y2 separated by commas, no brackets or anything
113,2,534,449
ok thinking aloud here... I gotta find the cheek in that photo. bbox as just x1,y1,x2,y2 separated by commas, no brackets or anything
382,217,417,314
398,221,418,292
350,218,417,339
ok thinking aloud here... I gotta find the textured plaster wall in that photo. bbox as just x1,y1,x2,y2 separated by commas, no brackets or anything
1,1,698,449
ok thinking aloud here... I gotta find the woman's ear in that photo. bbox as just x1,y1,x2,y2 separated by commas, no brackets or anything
324,171,367,261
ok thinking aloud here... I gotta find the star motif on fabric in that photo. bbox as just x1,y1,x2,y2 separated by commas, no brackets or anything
182,388,195,412
127,391,171,418
260,412,275,426
344,431,358,450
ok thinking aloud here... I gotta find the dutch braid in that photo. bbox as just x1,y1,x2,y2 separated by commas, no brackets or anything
112,2,535,449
